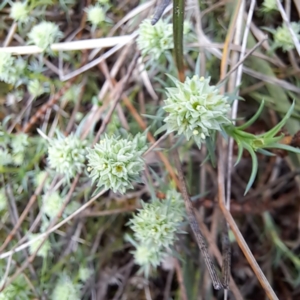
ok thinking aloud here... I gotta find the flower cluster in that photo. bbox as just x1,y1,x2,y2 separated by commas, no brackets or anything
10,2,30,23
87,133,147,194
85,4,105,27
28,233,51,258
0,52,26,86
163,75,231,148
27,21,63,51
128,189,185,275
47,132,87,181
52,273,80,300
137,19,173,60
273,22,300,52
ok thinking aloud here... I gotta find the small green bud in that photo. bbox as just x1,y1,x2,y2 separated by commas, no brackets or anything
85,5,105,27
137,19,173,60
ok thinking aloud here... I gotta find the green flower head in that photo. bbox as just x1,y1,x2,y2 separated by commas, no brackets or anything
163,75,231,148
273,22,300,52
85,4,105,27
47,132,87,181
28,21,63,51
0,53,26,85
129,190,185,248
137,19,173,60
87,133,147,194
10,2,30,23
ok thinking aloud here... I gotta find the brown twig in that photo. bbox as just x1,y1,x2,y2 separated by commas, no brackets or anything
173,148,223,290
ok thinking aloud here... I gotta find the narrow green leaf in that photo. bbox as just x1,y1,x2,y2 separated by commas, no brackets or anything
265,143,300,154
256,148,275,156
263,101,295,139
236,100,265,130
244,144,258,195
234,143,244,166
206,136,216,167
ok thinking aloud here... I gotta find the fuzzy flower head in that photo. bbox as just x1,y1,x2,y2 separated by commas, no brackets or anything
163,75,231,148
273,22,300,52
137,19,173,60
42,191,64,219
27,21,63,51
52,273,80,300
0,53,26,86
47,132,87,181
85,5,105,27
129,190,185,248
28,233,51,258
10,2,30,23
87,133,147,194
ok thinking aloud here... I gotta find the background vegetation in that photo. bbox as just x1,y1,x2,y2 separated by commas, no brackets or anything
0,0,300,299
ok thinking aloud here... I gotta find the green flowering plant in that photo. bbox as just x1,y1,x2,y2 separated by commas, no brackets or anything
0,52,26,86
87,133,147,194
85,4,106,27
272,22,300,52
160,74,300,194
137,19,174,60
27,21,64,52
10,2,30,23
47,132,87,181
162,75,231,148
128,189,185,276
